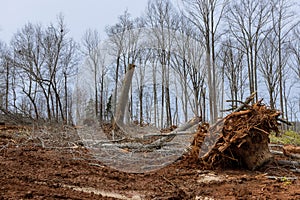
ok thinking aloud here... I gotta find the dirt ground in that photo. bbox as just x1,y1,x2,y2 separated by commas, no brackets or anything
0,125,300,200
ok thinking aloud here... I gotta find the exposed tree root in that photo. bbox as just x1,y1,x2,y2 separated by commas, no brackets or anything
189,96,284,170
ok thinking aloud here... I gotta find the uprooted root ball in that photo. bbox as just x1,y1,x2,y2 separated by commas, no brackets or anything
190,101,281,170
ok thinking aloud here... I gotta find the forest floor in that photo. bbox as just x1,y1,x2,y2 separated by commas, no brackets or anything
0,124,300,200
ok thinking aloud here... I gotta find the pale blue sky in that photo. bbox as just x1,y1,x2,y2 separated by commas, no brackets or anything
0,0,150,43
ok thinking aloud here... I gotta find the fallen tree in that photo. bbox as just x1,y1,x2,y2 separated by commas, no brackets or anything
103,63,201,151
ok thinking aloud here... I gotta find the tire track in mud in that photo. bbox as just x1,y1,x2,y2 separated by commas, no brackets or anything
34,180,143,200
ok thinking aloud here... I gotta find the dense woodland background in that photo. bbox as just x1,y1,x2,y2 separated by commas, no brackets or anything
0,0,299,131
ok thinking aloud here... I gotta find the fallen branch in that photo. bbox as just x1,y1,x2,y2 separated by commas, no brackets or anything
269,144,284,148
270,150,284,156
226,99,245,104
277,160,300,167
0,143,10,152
277,118,292,126
100,141,186,151
142,130,196,138
233,91,256,112
287,154,300,160
162,176,177,187
83,138,127,144
271,149,300,160
266,176,298,181
89,163,105,168
290,169,300,173
36,137,45,148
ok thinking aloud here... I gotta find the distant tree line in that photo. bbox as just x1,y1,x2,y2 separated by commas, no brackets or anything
0,0,300,131
0,14,79,124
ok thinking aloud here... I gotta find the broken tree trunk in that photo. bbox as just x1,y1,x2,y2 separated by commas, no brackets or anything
107,63,201,150
191,95,281,170
113,64,135,128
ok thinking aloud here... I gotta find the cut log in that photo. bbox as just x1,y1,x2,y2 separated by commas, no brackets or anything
266,176,298,181
283,145,300,156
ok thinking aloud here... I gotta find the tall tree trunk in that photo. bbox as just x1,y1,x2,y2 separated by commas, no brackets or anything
5,61,9,111
94,67,98,119
153,62,157,127
139,86,143,125
165,62,172,127
114,56,121,112
279,36,284,121
64,72,68,123
206,47,214,123
99,73,104,122
201,87,206,122
211,8,218,122
161,66,165,128
183,59,188,122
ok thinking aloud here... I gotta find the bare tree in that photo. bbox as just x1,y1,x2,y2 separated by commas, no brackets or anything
61,38,79,124
114,64,136,126
289,27,300,79
186,39,206,120
182,0,228,123
145,0,178,127
106,11,145,125
270,0,300,118
170,18,207,121
258,34,280,109
134,50,152,125
171,14,193,122
226,0,272,102
0,42,10,111
12,23,46,119
106,10,133,113
220,39,246,110
82,29,103,121
10,15,78,123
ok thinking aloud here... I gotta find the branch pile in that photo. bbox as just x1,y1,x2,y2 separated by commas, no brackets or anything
191,100,282,170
